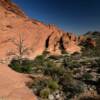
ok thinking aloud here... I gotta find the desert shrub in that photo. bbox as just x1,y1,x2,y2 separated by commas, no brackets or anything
31,79,47,95
48,55,63,60
72,81,84,94
61,50,69,55
9,59,21,72
63,81,84,98
30,55,47,73
48,80,59,91
27,54,87,99
69,61,81,68
60,71,84,98
71,52,81,60
33,55,45,65
81,33,100,57
32,58,57,74
30,54,65,74
63,59,81,69
82,73,93,81
44,65,65,81
60,71,74,86
8,58,33,73
31,79,59,98
40,88,50,98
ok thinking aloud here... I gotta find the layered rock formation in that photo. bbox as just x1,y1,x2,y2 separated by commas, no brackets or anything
0,0,26,17
0,0,83,62
0,0,96,61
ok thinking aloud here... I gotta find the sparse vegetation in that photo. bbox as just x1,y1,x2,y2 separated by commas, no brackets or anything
8,31,100,99
82,73,93,81
8,52,100,99
30,79,59,99
40,88,50,98
82,31,100,57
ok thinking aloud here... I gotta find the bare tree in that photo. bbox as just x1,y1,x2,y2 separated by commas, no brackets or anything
7,33,30,64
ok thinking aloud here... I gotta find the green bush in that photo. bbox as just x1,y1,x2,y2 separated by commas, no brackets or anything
60,71,74,86
9,59,22,72
44,66,65,81
59,71,84,98
63,81,84,98
33,55,46,68
61,50,69,55
72,81,84,94
48,80,59,91
8,58,33,73
69,61,81,69
40,88,50,98
28,54,87,99
82,73,93,81
34,55,45,63
31,79,59,98
31,79,48,96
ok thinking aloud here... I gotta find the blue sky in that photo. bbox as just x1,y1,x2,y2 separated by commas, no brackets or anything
12,0,100,34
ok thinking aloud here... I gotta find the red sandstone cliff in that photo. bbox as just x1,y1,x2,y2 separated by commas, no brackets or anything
0,0,95,61
0,0,82,61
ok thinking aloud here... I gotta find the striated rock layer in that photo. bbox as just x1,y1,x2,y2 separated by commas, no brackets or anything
0,0,96,61
0,0,83,61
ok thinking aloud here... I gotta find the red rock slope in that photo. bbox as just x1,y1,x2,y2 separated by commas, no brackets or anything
0,0,82,62
0,64,37,100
